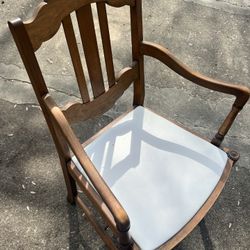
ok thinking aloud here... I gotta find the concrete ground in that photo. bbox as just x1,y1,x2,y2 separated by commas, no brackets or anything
0,0,250,249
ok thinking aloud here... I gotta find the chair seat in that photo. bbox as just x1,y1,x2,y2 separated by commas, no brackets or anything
72,106,228,250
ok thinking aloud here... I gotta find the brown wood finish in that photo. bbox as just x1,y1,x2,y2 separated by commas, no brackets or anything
24,0,135,51
141,41,250,146
211,105,241,146
44,94,133,247
68,163,117,233
141,41,250,107
62,65,138,123
68,162,133,249
76,4,105,98
9,0,250,249
130,0,144,106
76,5,105,97
97,2,116,87
43,94,131,232
62,15,90,103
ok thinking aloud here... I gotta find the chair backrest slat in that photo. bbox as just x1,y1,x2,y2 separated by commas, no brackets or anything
76,4,105,98
96,2,115,87
62,15,90,103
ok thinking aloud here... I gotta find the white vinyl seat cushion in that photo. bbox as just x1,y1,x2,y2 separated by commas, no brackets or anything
72,106,228,250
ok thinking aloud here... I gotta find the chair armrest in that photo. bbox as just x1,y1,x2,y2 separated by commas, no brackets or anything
141,41,250,146
140,41,250,108
42,94,130,232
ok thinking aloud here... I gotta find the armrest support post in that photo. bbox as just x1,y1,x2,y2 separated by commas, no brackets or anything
211,105,241,146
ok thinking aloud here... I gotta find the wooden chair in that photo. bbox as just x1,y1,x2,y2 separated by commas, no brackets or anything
8,0,250,249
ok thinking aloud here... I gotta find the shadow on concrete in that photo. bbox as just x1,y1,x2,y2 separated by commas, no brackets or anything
199,219,214,250
67,204,91,250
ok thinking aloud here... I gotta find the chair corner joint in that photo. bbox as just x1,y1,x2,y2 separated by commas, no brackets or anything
227,150,240,162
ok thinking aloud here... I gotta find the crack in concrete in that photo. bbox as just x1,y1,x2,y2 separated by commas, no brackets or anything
0,75,30,85
0,75,81,100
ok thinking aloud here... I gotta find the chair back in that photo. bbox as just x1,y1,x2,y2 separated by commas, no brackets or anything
9,0,144,124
